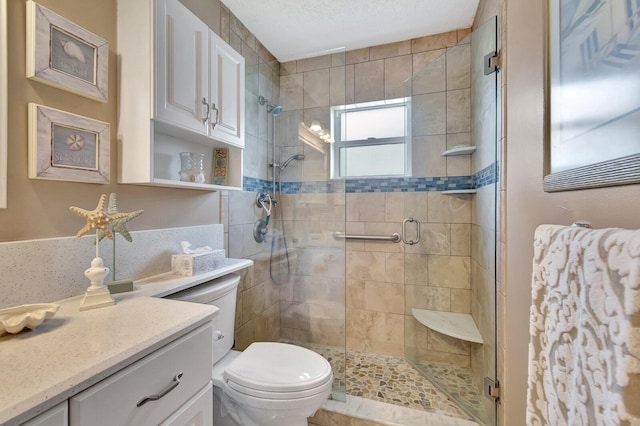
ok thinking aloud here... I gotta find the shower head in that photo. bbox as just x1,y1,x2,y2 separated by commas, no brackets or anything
280,154,305,170
259,96,282,116
268,104,283,116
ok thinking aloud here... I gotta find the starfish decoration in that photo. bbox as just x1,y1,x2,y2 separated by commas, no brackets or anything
70,194,129,240
96,193,144,242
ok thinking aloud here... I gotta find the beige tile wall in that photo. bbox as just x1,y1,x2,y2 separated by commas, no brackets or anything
339,190,473,363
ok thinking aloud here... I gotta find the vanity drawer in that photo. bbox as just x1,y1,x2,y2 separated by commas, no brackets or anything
160,382,212,426
69,323,212,426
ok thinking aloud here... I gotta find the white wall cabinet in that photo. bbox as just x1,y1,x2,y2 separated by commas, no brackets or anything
118,0,244,190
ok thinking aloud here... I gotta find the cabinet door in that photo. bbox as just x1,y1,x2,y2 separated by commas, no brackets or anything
22,402,68,426
209,31,245,148
155,0,209,135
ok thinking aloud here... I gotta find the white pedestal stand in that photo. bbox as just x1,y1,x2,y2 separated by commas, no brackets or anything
79,257,115,311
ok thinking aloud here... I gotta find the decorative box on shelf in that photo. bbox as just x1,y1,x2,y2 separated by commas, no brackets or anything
171,249,225,276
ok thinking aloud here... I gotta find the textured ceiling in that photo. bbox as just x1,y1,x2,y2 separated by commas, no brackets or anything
222,0,480,62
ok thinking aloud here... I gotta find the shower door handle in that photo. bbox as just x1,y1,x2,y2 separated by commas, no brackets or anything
402,217,420,245
210,103,219,130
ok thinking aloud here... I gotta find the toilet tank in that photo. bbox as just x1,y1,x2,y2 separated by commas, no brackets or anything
164,273,239,364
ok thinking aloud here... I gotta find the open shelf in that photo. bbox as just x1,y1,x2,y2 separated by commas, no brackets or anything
412,308,484,344
149,178,241,192
441,189,477,195
442,145,476,156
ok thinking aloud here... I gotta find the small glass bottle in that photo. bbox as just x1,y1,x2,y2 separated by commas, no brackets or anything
179,152,206,183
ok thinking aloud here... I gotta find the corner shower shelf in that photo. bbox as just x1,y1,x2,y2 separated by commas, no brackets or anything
412,308,484,344
441,145,476,156
441,189,477,195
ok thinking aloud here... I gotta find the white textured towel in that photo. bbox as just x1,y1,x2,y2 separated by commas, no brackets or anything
526,224,640,426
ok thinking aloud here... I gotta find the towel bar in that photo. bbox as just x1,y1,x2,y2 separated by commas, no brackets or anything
332,232,401,243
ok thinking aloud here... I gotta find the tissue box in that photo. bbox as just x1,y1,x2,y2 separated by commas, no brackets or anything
171,249,225,276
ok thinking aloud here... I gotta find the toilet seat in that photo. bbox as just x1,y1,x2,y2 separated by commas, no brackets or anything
222,342,333,400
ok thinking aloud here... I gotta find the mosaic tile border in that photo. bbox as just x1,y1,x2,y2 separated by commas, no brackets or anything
473,162,498,189
243,162,498,194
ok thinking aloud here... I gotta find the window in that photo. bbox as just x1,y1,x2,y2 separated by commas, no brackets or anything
331,98,410,178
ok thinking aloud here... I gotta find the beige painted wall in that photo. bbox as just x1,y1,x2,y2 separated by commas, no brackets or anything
0,0,220,242
505,0,640,424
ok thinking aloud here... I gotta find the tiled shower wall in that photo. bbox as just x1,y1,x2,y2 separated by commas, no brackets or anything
275,30,476,365
218,6,282,350
218,8,501,416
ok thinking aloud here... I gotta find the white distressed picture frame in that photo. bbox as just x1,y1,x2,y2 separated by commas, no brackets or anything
28,104,110,184
26,1,108,102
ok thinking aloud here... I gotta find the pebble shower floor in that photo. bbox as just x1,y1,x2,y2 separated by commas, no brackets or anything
287,341,486,422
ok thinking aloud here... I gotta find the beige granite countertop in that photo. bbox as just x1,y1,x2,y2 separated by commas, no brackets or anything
0,294,216,425
125,258,253,299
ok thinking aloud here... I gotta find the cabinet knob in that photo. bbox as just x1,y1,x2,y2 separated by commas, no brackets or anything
214,330,225,341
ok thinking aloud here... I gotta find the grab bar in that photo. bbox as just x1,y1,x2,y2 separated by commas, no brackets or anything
333,232,401,243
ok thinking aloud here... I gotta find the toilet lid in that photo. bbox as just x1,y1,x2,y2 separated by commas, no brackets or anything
223,342,332,393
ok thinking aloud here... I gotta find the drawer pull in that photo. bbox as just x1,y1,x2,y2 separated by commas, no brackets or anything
136,372,183,407
201,98,210,125
210,103,219,130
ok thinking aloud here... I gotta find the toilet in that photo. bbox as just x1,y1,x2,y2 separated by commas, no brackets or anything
165,273,333,426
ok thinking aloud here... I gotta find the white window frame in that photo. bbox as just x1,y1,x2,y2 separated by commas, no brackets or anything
330,98,411,179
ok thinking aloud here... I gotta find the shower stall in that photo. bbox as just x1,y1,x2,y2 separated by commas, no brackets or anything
226,13,499,426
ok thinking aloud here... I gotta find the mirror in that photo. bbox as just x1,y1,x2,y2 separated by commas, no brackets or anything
0,0,6,208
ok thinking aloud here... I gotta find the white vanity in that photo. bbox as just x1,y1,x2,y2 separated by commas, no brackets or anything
0,258,253,426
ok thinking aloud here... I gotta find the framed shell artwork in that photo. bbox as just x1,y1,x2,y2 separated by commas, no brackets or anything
26,1,108,102
28,103,111,184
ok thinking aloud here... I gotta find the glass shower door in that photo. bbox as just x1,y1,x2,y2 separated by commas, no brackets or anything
403,17,499,425
274,51,347,402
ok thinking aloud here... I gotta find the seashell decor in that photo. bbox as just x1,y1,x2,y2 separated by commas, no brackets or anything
61,39,86,63
0,303,60,335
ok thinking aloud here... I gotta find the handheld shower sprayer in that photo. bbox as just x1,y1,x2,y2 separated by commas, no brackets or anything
256,192,272,225
280,154,305,170
253,192,272,243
